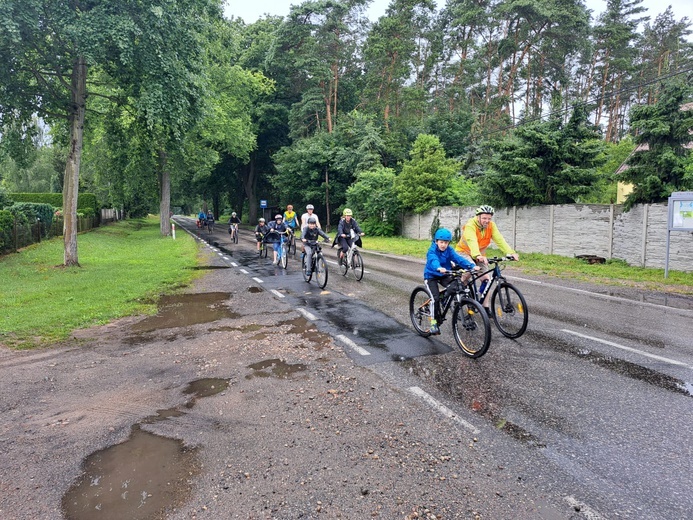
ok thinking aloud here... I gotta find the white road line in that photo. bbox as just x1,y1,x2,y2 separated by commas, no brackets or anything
270,289,285,298
515,276,693,315
252,277,264,284
336,334,371,356
240,269,248,274
222,256,229,260
564,496,606,520
562,329,692,369
408,386,480,434
231,262,238,267
297,308,318,321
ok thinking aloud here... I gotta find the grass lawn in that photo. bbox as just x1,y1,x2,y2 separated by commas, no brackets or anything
0,218,200,349
362,236,693,295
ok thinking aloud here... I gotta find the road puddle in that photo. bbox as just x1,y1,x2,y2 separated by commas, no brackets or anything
61,426,198,520
183,377,229,399
62,378,229,519
248,286,263,293
246,358,308,379
132,293,238,332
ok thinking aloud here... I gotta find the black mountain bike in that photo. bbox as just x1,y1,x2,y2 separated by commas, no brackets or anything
469,257,528,339
301,240,329,289
410,268,492,358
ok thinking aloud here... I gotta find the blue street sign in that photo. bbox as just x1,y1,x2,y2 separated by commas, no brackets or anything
260,200,267,208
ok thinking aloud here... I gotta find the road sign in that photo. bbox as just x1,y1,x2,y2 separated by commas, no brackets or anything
260,200,267,208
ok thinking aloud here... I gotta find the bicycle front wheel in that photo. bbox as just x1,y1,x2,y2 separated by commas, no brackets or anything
409,287,433,337
351,250,364,281
280,243,288,269
233,228,238,244
315,255,328,288
491,281,528,338
452,298,491,358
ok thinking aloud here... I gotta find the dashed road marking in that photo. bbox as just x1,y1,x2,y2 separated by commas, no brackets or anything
563,329,692,369
270,289,285,298
231,262,238,267
297,308,318,321
336,334,371,356
252,277,264,284
408,386,480,434
240,269,249,274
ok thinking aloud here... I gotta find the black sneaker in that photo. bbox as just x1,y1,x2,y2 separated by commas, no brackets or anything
484,307,491,317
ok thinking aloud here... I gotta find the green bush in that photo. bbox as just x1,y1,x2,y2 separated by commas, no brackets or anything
10,192,99,216
0,210,13,252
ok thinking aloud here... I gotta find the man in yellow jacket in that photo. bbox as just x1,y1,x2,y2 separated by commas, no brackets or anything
456,205,519,312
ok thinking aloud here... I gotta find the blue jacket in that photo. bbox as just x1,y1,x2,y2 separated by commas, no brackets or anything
424,242,476,279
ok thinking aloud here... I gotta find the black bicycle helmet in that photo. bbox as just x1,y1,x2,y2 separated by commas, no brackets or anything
307,217,317,224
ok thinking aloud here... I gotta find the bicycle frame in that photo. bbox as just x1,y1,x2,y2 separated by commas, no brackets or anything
468,261,503,303
437,273,472,324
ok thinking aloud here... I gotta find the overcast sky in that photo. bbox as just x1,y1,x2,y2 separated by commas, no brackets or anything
224,0,693,28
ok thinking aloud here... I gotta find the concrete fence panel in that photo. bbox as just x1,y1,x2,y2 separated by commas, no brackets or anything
404,202,693,272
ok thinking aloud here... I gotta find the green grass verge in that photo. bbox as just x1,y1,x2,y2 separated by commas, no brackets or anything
0,218,201,349
362,236,693,295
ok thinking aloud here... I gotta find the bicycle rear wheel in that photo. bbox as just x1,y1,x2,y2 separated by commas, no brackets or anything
409,286,433,337
315,255,328,288
351,250,364,281
301,254,312,282
451,298,491,358
280,243,288,269
491,281,528,338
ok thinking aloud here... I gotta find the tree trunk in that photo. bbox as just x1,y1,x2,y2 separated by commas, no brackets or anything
62,56,87,267
158,148,171,236
243,155,258,224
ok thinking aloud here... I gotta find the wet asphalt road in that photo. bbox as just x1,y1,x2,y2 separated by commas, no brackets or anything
184,217,693,520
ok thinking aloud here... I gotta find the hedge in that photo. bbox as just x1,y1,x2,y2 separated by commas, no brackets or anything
9,193,98,215
0,210,12,252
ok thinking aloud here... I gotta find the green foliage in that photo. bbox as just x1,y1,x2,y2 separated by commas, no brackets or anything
621,82,693,209
6,202,53,235
0,187,11,209
395,134,461,214
10,193,98,215
581,137,636,203
480,105,605,206
345,166,400,236
0,209,13,252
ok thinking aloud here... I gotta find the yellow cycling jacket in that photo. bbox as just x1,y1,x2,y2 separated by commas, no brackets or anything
455,217,515,258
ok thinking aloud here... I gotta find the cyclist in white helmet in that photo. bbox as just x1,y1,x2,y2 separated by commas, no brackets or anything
300,204,321,229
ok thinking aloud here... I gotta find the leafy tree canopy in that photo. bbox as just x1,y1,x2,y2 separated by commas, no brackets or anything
621,82,693,209
480,105,605,206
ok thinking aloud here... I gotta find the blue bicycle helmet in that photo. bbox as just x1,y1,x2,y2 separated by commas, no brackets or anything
434,228,453,241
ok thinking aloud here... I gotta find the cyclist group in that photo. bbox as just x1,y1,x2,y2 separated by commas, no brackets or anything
226,204,514,317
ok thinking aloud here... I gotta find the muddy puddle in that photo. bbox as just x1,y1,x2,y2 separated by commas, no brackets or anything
62,378,228,519
246,358,308,379
132,292,238,332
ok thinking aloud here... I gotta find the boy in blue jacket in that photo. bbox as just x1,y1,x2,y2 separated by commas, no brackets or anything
424,228,479,335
